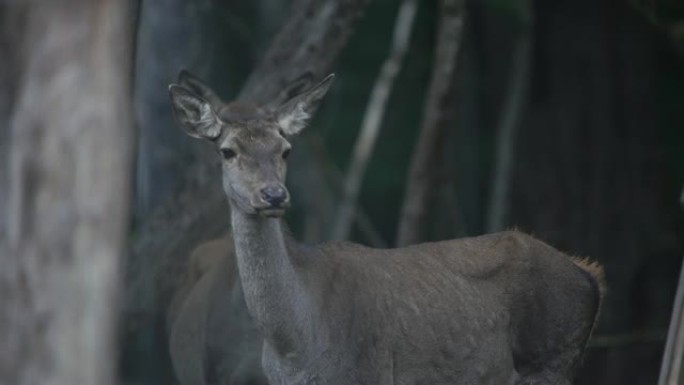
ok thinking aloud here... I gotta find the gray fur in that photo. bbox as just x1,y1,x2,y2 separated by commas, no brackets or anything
168,234,267,385
169,72,604,385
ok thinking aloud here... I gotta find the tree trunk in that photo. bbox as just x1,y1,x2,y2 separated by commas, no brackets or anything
0,4,19,240
396,0,465,246
0,1,134,384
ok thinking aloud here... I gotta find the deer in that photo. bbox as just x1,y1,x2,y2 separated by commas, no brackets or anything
167,231,267,385
168,71,605,385
165,71,318,385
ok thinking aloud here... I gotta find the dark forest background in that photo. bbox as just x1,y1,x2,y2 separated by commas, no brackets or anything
1,0,683,384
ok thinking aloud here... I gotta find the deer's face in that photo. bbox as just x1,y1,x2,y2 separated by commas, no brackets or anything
214,117,292,217
169,71,333,218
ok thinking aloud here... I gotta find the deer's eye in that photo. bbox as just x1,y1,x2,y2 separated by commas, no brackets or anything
282,148,291,160
221,148,237,160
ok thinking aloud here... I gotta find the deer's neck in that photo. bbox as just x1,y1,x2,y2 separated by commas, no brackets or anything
230,207,306,354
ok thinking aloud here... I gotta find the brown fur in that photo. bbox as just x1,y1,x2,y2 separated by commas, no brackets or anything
169,72,605,385
168,232,267,385
570,257,607,298
169,228,605,385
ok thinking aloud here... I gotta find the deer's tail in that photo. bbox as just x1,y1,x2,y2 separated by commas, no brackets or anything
570,257,607,302
570,256,606,349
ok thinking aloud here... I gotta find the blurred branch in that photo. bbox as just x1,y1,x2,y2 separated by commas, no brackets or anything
241,0,372,105
396,0,465,247
307,135,388,248
485,19,533,233
657,187,684,385
332,0,418,240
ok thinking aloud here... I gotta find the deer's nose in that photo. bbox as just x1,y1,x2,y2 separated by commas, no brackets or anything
260,185,289,207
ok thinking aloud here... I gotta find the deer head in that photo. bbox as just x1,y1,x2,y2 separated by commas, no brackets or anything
169,71,334,217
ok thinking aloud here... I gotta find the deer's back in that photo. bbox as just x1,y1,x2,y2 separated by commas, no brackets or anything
273,230,599,385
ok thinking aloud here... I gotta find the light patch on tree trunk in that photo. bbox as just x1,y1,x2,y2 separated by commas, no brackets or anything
0,1,133,384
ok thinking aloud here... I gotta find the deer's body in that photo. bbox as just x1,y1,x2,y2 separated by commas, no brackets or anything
234,212,599,385
169,71,604,385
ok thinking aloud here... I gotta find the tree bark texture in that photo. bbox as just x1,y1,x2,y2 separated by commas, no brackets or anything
0,1,134,385
396,0,465,247
123,0,371,380
0,4,20,240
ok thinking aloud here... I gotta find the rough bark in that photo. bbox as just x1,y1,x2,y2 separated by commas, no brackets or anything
123,0,371,380
0,6,13,240
0,1,133,384
396,0,465,246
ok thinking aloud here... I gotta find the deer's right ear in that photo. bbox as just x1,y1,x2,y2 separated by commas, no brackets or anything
276,74,334,136
169,85,222,140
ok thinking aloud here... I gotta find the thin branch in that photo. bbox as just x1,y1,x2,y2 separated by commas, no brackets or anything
485,24,533,233
307,134,388,248
332,0,419,240
396,0,465,247
657,187,684,385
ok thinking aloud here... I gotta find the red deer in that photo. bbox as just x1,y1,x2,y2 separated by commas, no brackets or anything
168,71,604,385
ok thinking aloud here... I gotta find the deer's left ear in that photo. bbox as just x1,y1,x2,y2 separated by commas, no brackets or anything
277,74,334,136
169,85,222,140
